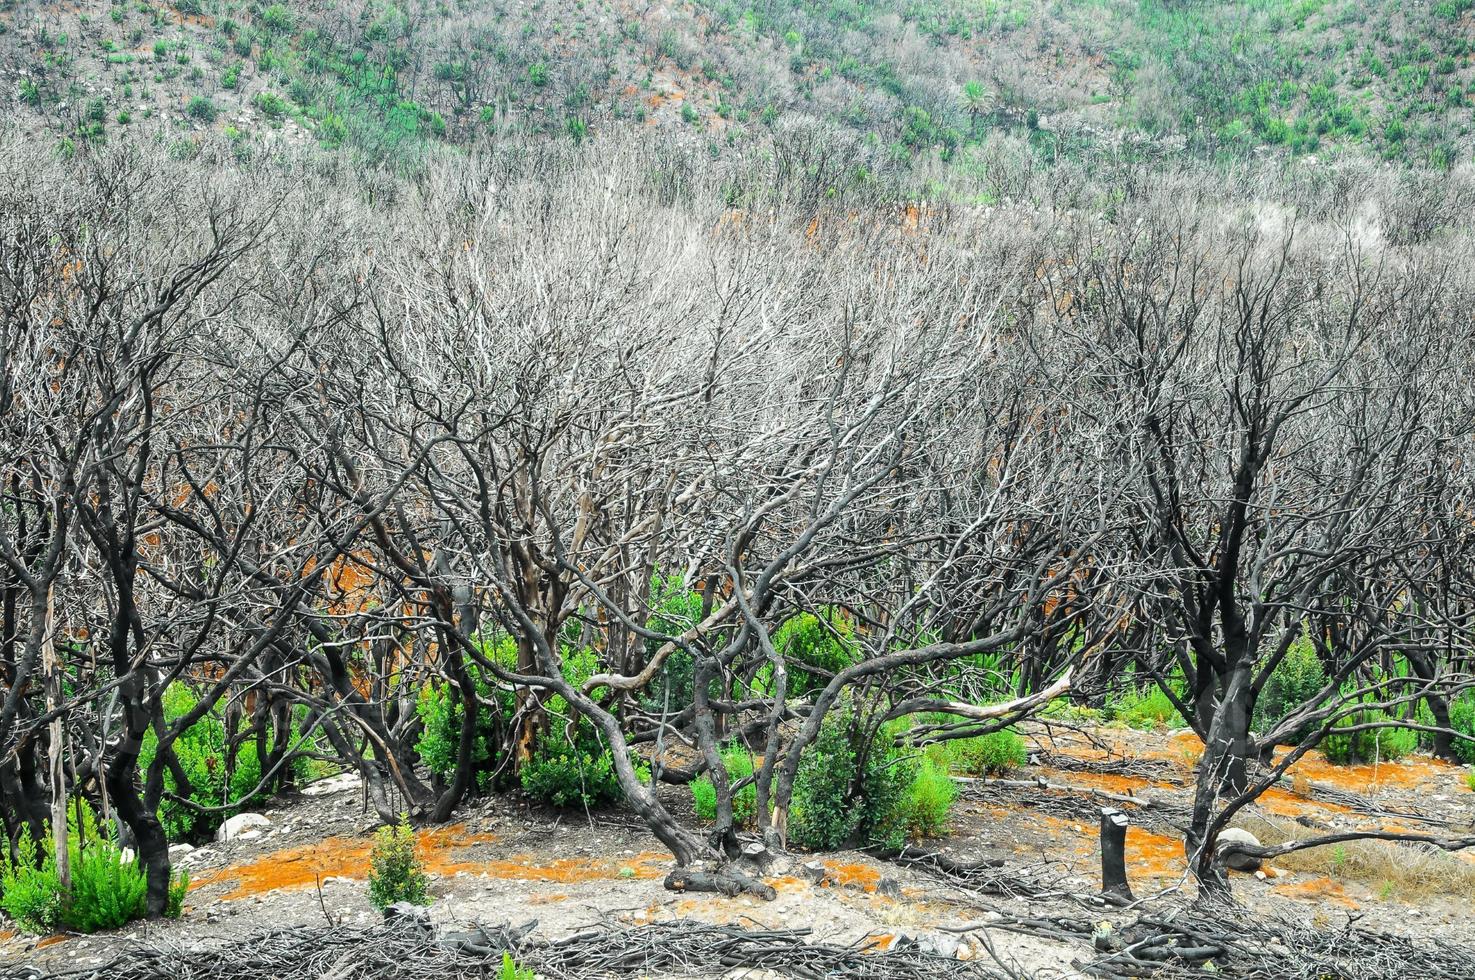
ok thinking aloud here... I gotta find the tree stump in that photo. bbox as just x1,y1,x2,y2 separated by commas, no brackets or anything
1100,807,1133,903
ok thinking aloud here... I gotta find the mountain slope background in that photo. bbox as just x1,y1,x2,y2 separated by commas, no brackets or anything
1,0,1472,171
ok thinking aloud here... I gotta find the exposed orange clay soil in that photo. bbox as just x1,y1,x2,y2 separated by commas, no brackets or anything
1269,747,1466,795
193,823,671,901
1274,876,1360,909
1123,826,1191,881
1255,787,1354,821
1033,769,1178,796
1055,728,1462,800
33,934,67,950
818,859,882,892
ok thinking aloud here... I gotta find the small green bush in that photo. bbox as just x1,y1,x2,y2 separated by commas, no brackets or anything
367,820,427,910
1447,693,1475,765
689,744,757,825
1254,635,1327,741
788,711,937,851
789,714,861,850
186,95,216,121
934,730,1027,776
889,757,956,840
415,640,516,791
519,732,622,808
1321,710,1419,764
62,841,147,932
138,683,305,841
1109,685,1184,731
255,91,288,118
259,3,295,33
0,830,63,934
0,802,186,934
770,609,858,695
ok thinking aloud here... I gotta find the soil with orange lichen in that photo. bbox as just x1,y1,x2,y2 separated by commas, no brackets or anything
4,725,1473,977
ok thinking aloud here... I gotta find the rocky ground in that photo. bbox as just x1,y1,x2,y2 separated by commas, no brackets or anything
3,724,1473,978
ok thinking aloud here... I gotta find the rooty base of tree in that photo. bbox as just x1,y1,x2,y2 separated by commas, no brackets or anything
664,867,778,901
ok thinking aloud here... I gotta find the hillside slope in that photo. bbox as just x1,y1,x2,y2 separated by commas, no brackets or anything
1,0,1472,169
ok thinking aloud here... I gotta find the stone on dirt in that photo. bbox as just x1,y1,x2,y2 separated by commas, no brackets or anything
217,812,272,842
1216,827,1263,872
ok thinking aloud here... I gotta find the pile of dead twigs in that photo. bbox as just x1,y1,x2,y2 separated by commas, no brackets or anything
1075,901,1475,979
1,918,1013,980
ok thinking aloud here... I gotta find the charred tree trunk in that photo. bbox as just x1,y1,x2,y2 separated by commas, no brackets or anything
1099,807,1132,903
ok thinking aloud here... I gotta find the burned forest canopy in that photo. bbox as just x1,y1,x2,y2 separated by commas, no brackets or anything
1,106,1475,949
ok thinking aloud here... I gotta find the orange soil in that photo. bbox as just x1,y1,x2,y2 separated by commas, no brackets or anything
1256,787,1353,820
34,934,67,949
818,859,881,892
1124,826,1190,881
194,823,671,901
1034,769,1176,796
1275,876,1360,909
1270,747,1465,794
525,892,570,905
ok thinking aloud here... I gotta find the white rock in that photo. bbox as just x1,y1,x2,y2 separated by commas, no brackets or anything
169,843,195,858
216,812,271,842
302,772,363,797
1216,828,1262,872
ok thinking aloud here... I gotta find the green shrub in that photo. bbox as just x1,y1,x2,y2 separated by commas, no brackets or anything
167,866,190,918
62,840,147,932
934,729,1027,776
886,757,956,840
689,744,757,825
139,683,307,841
788,713,861,850
186,95,216,121
259,4,294,32
519,731,622,808
1254,634,1327,741
0,803,185,934
1109,684,1184,730
788,710,932,850
1321,710,1419,765
367,820,427,910
859,734,912,850
415,640,516,791
1447,693,1475,764
771,609,858,695
255,91,288,118
1464,771,1475,792
0,830,63,934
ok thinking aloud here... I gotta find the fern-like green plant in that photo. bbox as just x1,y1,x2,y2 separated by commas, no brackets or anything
0,828,63,934
62,841,148,932
500,951,536,979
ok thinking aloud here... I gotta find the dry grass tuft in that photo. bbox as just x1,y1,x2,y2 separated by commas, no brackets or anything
1234,813,1475,903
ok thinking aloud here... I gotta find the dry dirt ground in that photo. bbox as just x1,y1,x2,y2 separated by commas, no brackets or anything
3,723,1473,978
